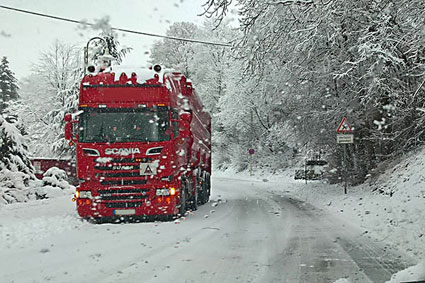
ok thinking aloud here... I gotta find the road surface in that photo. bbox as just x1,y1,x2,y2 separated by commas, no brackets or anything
0,176,414,283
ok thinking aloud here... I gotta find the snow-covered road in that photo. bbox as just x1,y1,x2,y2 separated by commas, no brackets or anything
0,176,413,283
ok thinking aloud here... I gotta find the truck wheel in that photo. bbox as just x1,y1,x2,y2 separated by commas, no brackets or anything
197,174,205,205
190,187,198,211
197,188,204,205
199,173,207,205
206,173,211,202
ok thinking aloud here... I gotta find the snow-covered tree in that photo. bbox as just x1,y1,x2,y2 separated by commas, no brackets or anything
150,22,201,78
150,21,249,169
0,114,35,205
0,56,19,113
203,0,425,181
29,40,81,157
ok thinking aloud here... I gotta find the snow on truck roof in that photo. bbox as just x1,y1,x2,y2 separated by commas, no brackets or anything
84,65,180,85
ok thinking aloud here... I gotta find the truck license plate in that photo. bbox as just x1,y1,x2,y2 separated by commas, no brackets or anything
140,163,157,175
114,209,136,216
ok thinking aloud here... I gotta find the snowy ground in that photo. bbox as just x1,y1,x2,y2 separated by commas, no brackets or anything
220,147,425,282
286,148,425,282
1,167,423,282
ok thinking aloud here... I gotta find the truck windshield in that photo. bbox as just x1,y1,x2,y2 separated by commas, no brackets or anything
79,108,170,143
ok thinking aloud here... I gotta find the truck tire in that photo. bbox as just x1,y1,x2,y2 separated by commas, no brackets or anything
197,172,205,205
190,185,198,211
206,172,211,202
199,172,208,205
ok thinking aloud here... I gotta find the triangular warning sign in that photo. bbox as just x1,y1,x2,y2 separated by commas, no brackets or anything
336,117,353,133
144,165,153,174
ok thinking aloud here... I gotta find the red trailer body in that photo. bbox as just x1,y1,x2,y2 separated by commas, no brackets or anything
65,66,212,220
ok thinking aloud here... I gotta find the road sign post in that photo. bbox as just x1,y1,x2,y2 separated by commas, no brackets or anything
343,144,348,194
336,117,354,194
337,134,354,144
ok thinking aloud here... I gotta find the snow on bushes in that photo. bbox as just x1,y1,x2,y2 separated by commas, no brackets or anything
42,167,72,190
35,167,74,199
0,115,35,205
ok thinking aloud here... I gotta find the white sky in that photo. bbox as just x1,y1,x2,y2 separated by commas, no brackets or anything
0,0,209,79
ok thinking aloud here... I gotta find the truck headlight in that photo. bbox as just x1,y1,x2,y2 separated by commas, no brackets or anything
156,188,176,196
156,188,170,196
76,190,92,199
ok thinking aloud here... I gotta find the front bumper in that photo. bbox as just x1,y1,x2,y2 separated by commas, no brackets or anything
76,196,179,218
75,183,180,219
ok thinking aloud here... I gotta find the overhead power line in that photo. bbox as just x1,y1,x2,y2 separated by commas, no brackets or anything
0,5,231,47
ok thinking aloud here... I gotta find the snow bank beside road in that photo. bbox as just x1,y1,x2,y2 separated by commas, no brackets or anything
0,172,76,250
216,147,425,280
386,260,425,283
284,148,425,262
0,194,79,249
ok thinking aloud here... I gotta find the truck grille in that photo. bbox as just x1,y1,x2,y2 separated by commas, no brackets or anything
94,158,154,186
100,195,147,200
100,180,147,186
98,188,149,195
98,188,149,209
98,172,142,178
94,165,139,171
101,157,152,163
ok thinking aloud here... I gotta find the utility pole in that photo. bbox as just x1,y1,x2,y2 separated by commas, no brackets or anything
250,107,254,176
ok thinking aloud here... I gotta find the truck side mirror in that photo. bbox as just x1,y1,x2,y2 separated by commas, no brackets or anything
65,123,72,140
64,113,78,143
64,114,72,122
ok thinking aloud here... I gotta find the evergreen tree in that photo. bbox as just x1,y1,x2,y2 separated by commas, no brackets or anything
0,56,19,113
0,114,35,205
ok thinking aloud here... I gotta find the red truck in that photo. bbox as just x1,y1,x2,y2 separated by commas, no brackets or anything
64,65,212,221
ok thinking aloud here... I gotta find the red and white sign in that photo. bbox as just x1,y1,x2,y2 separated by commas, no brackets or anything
336,117,353,133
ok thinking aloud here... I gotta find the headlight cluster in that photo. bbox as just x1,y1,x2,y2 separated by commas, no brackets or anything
76,190,92,199
156,188,176,196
